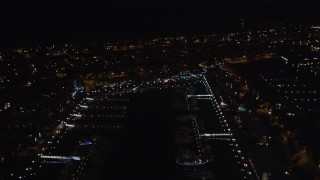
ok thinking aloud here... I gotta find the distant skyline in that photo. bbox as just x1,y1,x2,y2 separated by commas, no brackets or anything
0,1,320,48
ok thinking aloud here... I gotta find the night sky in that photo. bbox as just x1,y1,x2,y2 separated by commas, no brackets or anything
1,0,320,48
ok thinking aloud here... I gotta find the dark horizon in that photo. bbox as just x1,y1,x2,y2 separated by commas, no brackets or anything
1,1,320,48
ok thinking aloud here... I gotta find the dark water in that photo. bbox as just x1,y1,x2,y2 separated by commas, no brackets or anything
106,91,176,179
198,100,245,180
